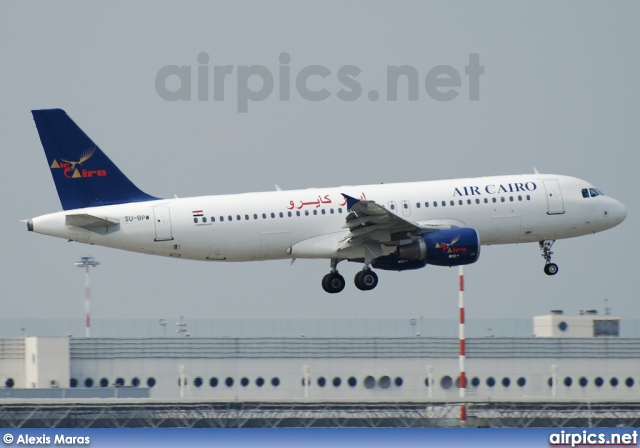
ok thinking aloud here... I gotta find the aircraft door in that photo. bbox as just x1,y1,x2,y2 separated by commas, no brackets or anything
543,180,565,215
153,206,174,241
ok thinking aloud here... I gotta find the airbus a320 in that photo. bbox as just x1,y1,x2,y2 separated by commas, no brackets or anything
27,109,627,293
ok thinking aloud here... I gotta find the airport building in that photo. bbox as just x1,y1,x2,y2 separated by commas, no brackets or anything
1,312,639,427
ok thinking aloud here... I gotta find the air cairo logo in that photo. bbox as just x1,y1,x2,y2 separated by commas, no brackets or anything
435,235,467,254
50,147,107,179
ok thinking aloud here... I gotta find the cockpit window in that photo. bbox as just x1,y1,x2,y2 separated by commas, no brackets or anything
589,188,603,197
582,188,605,198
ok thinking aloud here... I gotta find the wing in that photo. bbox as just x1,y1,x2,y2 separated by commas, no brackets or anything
288,194,467,262
340,194,465,248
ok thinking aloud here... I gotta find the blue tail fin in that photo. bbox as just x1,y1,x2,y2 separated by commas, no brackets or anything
32,109,158,210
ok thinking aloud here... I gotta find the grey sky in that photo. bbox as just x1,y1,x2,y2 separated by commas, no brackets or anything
1,1,637,325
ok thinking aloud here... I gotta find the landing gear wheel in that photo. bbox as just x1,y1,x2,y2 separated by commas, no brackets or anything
539,240,559,276
544,263,558,276
322,273,345,294
354,270,378,291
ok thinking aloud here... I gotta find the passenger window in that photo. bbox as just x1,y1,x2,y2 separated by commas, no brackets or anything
279,212,283,218
433,202,438,207
220,216,224,222
425,202,429,207
582,189,590,198
321,209,326,214
466,199,471,205
305,210,309,216
484,198,488,204
330,209,334,214
262,213,267,219
313,210,317,215
236,215,241,220
228,215,233,221
475,199,480,204
288,211,292,217
500,197,505,202
253,214,258,220
416,203,421,208
450,200,454,206
338,208,343,213
296,211,301,216
442,201,446,207
492,198,497,203
193,218,198,223
271,213,275,218
211,217,215,222
245,215,249,220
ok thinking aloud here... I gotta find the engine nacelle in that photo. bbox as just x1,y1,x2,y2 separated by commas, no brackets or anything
371,255,427,271
372,228,480,271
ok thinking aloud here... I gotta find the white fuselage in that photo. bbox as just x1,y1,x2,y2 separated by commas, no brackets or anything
29,174,626,262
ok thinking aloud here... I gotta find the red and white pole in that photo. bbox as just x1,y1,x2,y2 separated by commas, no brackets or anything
459,265,467,423
75,256,99,338
84,263,91,338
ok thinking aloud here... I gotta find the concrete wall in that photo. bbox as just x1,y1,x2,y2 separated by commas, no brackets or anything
3,337,640,401
0,339,24,389
75,357,633,400
24,337,69,389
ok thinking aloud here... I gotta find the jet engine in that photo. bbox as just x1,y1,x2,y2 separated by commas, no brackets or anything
371,228,480,271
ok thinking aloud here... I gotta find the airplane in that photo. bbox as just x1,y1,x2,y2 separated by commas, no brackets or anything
26,109,627,293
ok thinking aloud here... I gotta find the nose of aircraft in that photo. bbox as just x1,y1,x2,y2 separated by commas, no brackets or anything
608,198,627,225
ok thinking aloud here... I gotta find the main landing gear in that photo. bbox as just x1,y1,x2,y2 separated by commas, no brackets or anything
540,240,558,276
322,259,346,294
322,259,379,293
354,268,378,291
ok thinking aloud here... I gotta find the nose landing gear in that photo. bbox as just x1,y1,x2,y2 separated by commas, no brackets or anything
540,240,558,275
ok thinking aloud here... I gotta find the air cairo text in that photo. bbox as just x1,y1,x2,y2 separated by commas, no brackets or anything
453,182,537,197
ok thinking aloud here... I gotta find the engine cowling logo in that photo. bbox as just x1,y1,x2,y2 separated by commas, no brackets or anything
435,235,467,254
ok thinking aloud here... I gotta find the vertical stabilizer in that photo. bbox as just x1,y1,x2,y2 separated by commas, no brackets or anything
32,109,158,210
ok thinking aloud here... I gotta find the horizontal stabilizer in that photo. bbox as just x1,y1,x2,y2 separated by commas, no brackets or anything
65,214,120,229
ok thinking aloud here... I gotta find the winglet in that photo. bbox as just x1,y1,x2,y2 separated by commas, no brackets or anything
341,193,360,211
